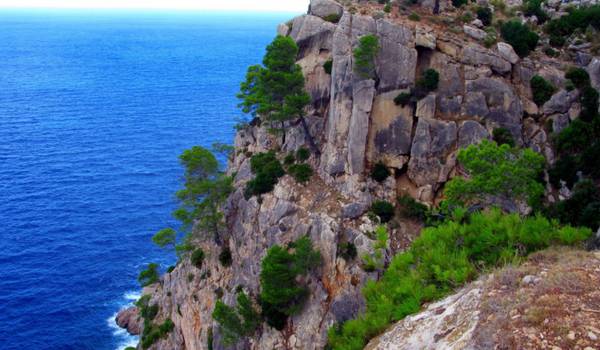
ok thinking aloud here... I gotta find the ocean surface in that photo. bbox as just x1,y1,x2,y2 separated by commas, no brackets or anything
0,9,297,350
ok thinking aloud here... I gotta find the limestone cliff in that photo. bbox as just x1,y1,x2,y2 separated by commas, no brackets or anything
117,0,600,349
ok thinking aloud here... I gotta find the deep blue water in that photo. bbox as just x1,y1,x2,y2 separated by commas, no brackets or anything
0,9,296,350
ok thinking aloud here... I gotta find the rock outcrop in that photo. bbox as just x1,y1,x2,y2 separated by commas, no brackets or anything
366,248,600,350
116,0,600,349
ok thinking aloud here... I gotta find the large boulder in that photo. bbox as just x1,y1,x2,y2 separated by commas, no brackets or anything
465,77,523,142
115,307,141,335
461,43,512,75
458,120,490,148
368,90,414,168
308,0,343,20
408,118,458,188
375,19,417,91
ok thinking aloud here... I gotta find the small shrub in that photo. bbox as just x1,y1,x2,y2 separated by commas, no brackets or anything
394,92,412,106
296,147,311,162
408,12,420,21
245,152,285,198
371,162,391,182
323,13,341,23
191,248,205,269
493,127,516,147
138,263,160,287
580,86,599,121
452,0,468,7
548,154,579,188
523,0,548,24
338,242,358,260
581,140,600,178
501,20,539,57
384,2,392,13
397,195,428,221
544,47,559,57
417,69,440,92
544,5,600,39
284,153,295,165
361,225,388,272
565,67,591,89
260,236,321,329
370,200,395,223
323,59,333,74
212,291,260,345
555,119,594,155
547,180,600,230
549,34,566,48
166,265,175,273
354,34,380,79
476,6,493,26
188,273,194,282
530,75,556,107
219,247,233,267
288,163,313,183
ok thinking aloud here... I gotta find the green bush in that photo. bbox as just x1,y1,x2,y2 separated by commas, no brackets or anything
371,162,391,182
288,163,313,183
523,0,548,24
492,127,516,147
219,247,233,267
580,86,599,122
338,242,358,261
581,140,600,178
212,291,260,345
296,147,311,162
323,13,342,23
370,200,395,223
452,0,468,7
530,75,556,107
444,140,546,209
545,5,600,39
384,2,392,13
361,226,388,272
549,34,566,47
323,59,333,74
501,20,539,57
260,236,321,330
354,34,379,79
546,180,600,231
416,69,440,92
284,153,296,165
166,265,175,273
141,318,175,349
191,248,205,269
327,209,591,350
397,195,428,221
548,154,579,188
565,67,591,89
245,152,285,198
394,92,412,106
408,12,421,21
476,6,493,26
555,119,595,155
138,263,160,287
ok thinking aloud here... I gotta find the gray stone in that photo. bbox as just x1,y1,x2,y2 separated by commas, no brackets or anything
376,20,417,91
415,25,436,49
348,79,376,175
277,23,290,36
416,94,436,119
458,120,490,148
461,44,512,75
542,90,579,115
551,114,570,133
290,15,336,57
497,42,519,64
464,92,489,119
463,25,487,40
588,57,600,93
408,118,458,187
308,0,343,20
342,202,369,219
330,292,365,323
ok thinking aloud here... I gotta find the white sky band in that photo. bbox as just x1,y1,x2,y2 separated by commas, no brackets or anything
0,0,309,12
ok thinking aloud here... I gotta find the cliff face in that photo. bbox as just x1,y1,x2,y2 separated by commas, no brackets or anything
120,0,600,349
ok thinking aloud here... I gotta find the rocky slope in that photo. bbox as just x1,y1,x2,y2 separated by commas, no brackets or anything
366,248,600,350
117,0,600,349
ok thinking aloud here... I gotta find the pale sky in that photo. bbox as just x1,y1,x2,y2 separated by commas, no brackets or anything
0,0,309,12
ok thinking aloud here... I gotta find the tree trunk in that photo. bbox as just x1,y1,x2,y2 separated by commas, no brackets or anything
433,0,440,14
299,116,321,157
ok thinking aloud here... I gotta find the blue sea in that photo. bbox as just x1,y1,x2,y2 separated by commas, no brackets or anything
0,9,296,350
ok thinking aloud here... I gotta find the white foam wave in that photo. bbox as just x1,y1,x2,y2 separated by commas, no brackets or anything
107,312,139,350
123,291,141,302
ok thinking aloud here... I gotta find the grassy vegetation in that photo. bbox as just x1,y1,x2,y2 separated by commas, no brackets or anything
327,209,591,350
